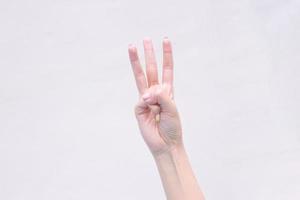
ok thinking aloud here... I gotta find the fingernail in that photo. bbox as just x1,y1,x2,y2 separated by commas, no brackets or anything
143,37,151,42
128,43,135,49
142,93,151,100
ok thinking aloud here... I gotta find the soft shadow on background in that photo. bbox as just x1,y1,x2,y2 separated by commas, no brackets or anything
0,0,299,199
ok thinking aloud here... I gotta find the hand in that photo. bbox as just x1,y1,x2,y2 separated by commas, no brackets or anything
128,38,183,156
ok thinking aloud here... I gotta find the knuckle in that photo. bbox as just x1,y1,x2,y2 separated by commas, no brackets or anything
156,87,163,95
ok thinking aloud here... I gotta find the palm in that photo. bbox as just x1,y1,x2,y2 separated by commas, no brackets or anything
136,84,182,153
128,38,182,155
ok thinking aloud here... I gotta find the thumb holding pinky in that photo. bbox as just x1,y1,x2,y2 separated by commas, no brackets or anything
141,85,177,115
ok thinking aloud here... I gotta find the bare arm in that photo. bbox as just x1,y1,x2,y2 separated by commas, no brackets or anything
154,143,205,200
128,37,205,200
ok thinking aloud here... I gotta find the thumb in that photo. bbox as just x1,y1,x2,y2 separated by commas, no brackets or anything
142,89,175,113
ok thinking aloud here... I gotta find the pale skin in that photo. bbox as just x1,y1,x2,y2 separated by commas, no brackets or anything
128,37,205,200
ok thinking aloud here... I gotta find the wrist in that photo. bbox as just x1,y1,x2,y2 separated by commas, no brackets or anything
153,141,205,200
153,142,186,161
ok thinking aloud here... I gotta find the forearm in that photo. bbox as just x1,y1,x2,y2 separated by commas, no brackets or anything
153,143,205,200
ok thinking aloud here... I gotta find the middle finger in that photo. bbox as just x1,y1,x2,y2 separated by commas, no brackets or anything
143,38,159,87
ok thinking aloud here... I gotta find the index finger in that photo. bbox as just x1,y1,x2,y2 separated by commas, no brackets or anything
128,44,148,96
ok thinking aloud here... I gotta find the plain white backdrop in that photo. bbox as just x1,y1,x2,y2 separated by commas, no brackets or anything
0,0,299,199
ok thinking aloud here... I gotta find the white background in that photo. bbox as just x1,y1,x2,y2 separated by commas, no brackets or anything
0,0,299,199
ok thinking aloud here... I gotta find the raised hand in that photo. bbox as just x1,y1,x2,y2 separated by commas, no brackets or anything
128,38,183,156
